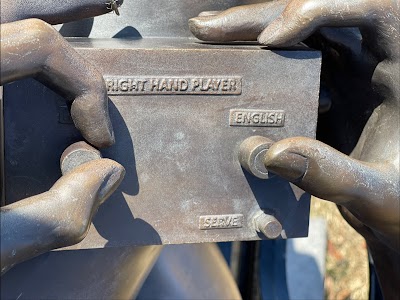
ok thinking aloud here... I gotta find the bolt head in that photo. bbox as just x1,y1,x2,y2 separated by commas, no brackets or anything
238,136,275,179
254,213,282,239
60,141,102,175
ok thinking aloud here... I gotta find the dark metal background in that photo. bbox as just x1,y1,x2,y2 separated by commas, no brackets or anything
1,245,162,299
3,38,320,248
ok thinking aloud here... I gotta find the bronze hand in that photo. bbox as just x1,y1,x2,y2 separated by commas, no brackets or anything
1,154,125,275
191,1,399,297
1,1,125,274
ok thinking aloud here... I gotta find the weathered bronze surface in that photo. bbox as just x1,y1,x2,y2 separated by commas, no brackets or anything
137,243,242,299
189,0,400,298
0,18,114,148
0,144,125,274
2,0,400,298
2,245,162,299
1,1,271,298
3,38,321,247
0,0,127,275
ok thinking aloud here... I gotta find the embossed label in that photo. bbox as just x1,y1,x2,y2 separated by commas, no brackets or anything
229,109,285,127
199,214,243,230
104,76,242,95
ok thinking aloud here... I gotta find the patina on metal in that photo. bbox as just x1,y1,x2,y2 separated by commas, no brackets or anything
0,0,128,276
3,37,321,248
190,0,400,298
1,1,269,299
5,0,398,298
0,18,115,148
0,149,125,275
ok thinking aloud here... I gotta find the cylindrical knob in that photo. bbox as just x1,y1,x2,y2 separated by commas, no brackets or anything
238,136,274,179
60,141,102,175
254,212,282,239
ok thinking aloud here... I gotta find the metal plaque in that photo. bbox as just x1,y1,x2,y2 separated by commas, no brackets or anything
2,38,321,248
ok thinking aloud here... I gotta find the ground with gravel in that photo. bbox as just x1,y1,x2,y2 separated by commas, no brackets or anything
310,197,369,300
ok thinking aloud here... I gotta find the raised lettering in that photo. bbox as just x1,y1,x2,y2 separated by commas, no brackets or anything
203,217,211,228
213,79,221,91
199,214,243,230
138,80,147,92
221,79,229,91
159,79,168,92
229,79,237,91
242,112,251,124
235,112,243,123
232,217,238,227
105,77,242,95
191,79,200,91
118,79,128,92
179,79,188,91
252,113,260,123
150,79,159,92
276,112,284,125
230,109,286,127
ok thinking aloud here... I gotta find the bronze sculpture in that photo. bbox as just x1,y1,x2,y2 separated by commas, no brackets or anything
1,5,229,300
0,1,124,274
190,0,400,298
0,0,399,298
2,1,320,247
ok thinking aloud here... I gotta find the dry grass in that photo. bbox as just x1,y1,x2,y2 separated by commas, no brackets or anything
310,197,369,300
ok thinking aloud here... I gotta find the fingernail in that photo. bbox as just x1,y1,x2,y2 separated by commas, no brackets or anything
188,17,204,31
98,161,125,202
258,20,282,46
264,151,308,182
188,18,203,36
188,17,220,41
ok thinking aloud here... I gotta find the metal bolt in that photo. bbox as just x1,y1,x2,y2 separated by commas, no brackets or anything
238,136,274,179
254,212,282,239
60,141,102,175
